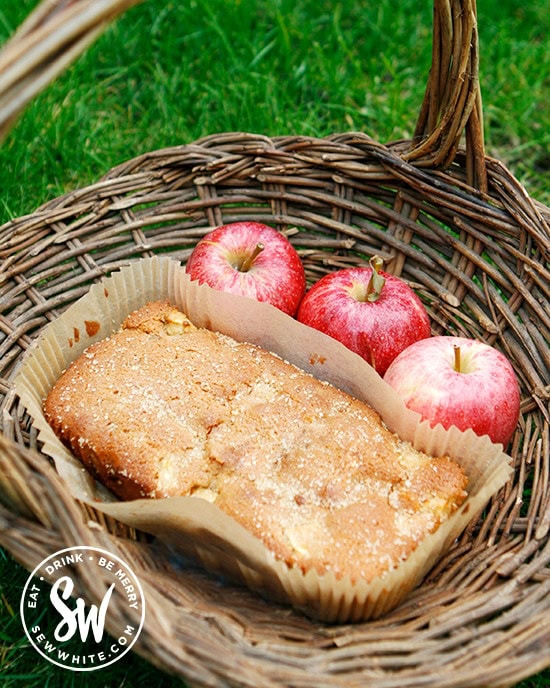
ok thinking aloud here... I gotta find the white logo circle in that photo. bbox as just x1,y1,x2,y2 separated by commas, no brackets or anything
20,546,145,672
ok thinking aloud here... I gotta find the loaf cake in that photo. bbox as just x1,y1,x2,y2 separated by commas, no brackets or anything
43,300,468,583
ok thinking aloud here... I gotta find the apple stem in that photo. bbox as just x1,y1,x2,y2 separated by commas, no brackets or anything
237,243,264,272
365,255,386,302
454,345,462,373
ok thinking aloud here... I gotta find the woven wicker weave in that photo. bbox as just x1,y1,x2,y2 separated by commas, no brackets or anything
0,1,549,686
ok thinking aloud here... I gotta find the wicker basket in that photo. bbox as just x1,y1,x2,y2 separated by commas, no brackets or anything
1,1,549,686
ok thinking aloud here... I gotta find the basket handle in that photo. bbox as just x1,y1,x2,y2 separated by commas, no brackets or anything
405,0,487,191
0,0,143,142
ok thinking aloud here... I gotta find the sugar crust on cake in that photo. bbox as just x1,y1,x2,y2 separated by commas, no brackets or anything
43,300,467,583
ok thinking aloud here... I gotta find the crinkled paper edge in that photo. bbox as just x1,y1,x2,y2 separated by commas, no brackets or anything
13,256,515,622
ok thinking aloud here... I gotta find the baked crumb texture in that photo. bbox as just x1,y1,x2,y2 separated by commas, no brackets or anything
44,300,467,584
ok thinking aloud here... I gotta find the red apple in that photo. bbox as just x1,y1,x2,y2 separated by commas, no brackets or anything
383,336,521,447
296,257,431,375
185,222,306,316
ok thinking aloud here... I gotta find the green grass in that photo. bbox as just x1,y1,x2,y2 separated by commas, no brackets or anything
0,1,549,686
0,0,548,223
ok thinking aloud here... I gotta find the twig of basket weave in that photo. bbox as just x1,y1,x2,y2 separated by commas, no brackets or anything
0,0,143,142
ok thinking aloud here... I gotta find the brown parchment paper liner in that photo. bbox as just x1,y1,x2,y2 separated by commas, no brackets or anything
13,256,514,623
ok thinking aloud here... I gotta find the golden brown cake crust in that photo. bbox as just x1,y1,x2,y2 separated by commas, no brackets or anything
44,300,467,582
